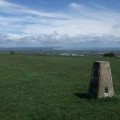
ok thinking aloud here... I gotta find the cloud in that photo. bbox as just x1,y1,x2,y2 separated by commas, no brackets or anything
0,32,120,48
0,0,67,18
0,1,120,47
0,0,71,34
0,1,119,35
68,2,85,11
111,24,120,36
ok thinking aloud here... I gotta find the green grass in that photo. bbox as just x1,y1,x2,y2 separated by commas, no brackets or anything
0,54,119,120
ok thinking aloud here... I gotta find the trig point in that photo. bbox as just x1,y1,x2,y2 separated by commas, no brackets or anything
89,61,114,99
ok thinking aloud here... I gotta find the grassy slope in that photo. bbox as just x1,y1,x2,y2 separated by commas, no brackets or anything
0,54,119,120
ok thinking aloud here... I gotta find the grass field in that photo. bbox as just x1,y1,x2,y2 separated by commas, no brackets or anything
0,54,119,120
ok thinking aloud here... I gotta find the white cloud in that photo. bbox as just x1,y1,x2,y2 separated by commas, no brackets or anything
23,18,112,36
0,0,67,18
0,1,119,35
68,2,85,11
0,1,120,47
0,32,120,48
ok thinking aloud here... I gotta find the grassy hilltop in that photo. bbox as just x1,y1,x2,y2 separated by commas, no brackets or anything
0,54,119,120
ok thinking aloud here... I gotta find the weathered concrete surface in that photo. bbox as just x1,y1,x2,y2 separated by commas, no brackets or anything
89,61,114,99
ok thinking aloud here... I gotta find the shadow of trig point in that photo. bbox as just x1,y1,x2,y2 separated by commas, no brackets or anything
89,61,114,99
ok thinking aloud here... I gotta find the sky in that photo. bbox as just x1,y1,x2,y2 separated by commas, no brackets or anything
0,0,120,48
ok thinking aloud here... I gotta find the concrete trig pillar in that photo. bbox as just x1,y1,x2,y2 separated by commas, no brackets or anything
89,61,114,99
